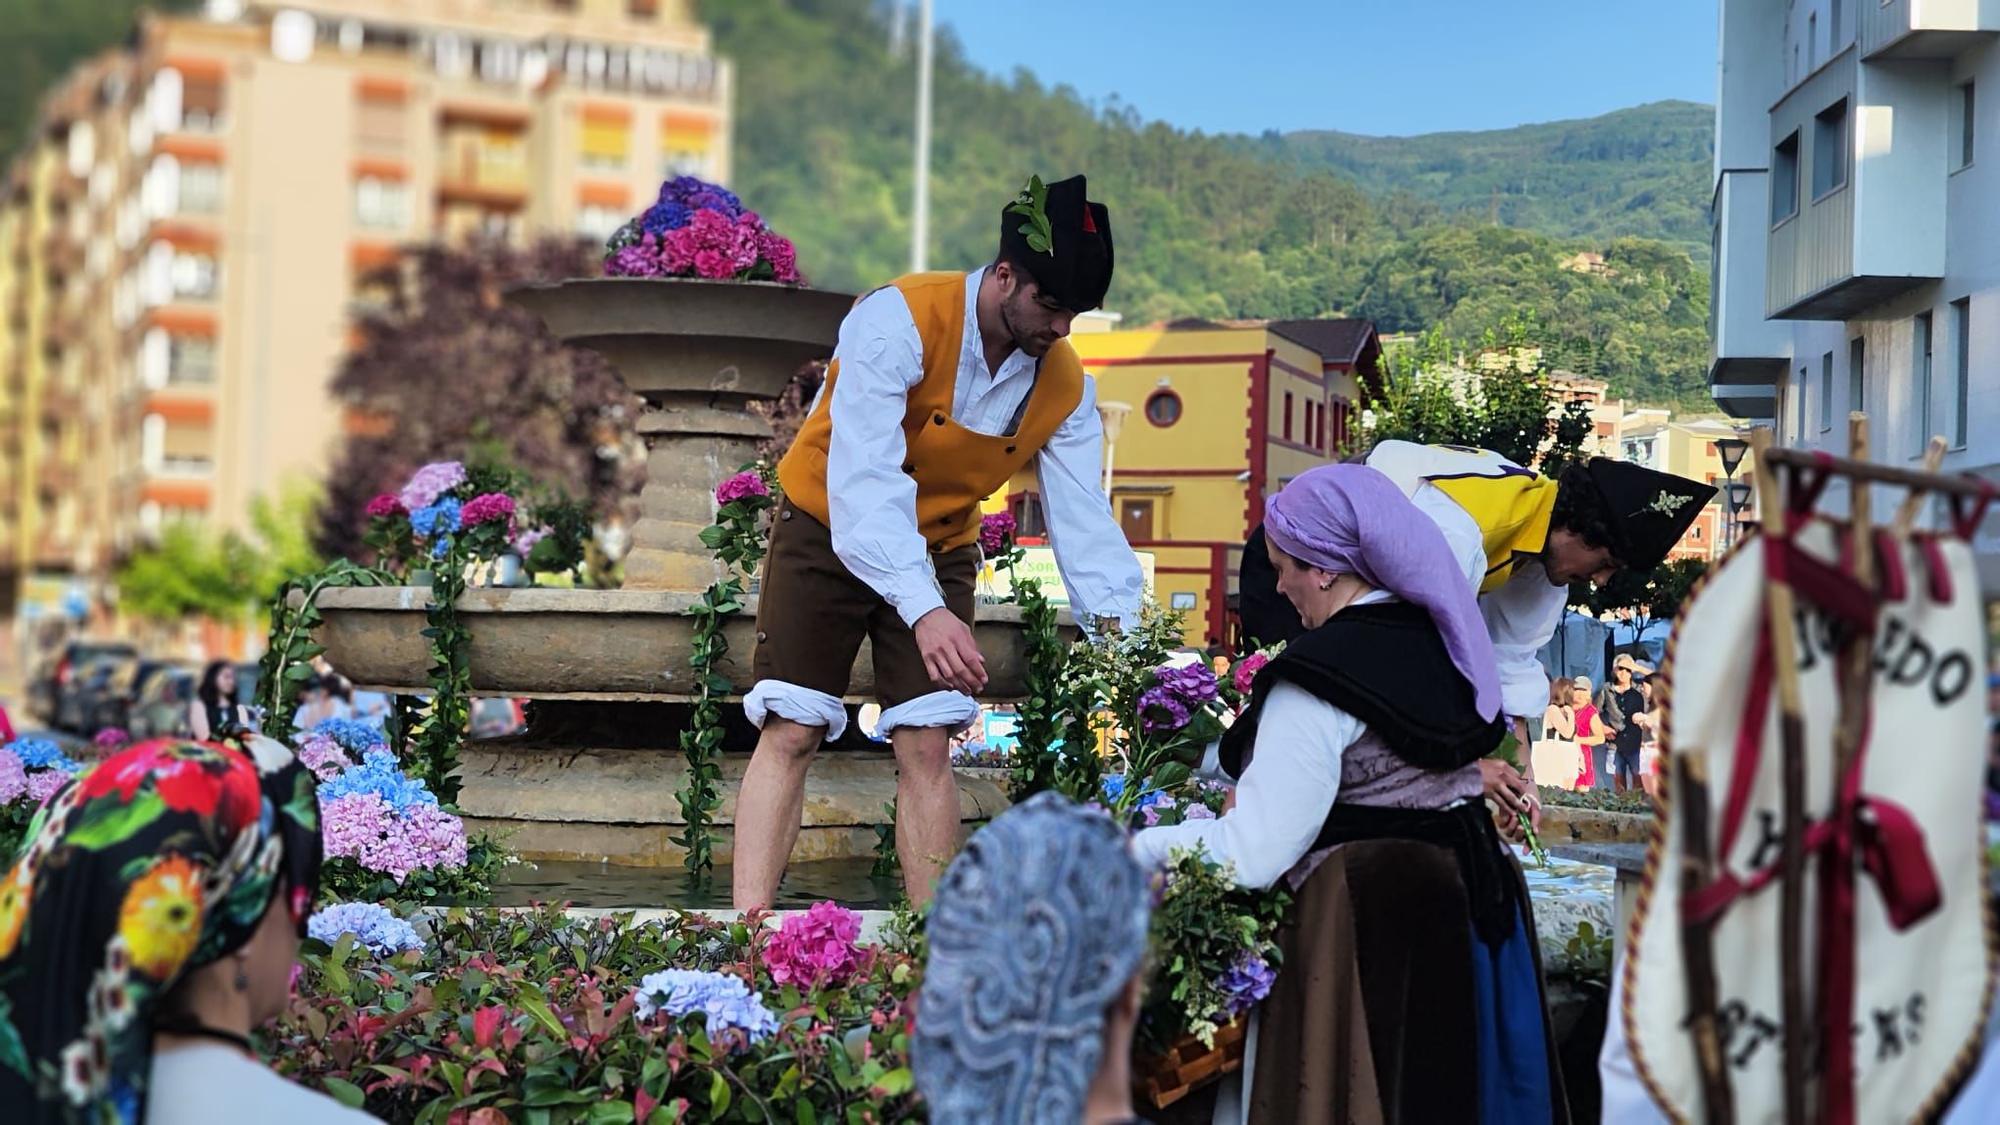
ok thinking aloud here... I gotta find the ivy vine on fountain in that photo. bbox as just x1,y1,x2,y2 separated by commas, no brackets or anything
676,464,779,881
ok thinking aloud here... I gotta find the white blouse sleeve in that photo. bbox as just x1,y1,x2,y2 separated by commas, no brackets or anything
1131,681,1364,889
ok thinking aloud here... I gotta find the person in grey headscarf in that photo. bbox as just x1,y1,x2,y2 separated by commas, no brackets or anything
914,791,1152,1125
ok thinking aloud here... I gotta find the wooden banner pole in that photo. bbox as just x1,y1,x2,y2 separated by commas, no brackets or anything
1749,426,1811,1125
1678,746,1735,1124
1892,436,1950,538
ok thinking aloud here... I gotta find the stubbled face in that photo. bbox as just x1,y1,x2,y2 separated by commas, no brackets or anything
1266,539,1341,630
1543,527,1621,587
993,263,1075,358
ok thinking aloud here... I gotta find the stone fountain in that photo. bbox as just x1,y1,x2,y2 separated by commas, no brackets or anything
308,278,1060,868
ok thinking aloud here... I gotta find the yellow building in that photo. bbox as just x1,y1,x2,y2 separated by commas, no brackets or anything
998,316,1381,647
0,0,731,617
1619,412,1758,561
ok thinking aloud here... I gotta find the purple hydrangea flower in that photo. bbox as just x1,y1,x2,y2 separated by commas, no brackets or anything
1154,663,1220,707
0,750,25,805
1217,952,1276,1016
1137,685,1192,732
398,461,466,512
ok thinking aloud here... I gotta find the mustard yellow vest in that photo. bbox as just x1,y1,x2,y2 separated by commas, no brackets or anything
1365,442,1560,594
777,271,1086,552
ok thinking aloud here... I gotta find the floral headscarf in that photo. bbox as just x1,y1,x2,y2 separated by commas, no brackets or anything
0,737,322,1123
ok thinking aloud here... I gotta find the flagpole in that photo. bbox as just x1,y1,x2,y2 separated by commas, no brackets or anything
911,0,933,272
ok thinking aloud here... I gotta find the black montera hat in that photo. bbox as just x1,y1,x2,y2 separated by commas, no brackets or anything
1582,457,1719,571
998,174,1113,313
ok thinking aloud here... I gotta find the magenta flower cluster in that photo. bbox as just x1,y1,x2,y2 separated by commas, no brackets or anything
460,492,516,527
978,512,1016,556
322,791,470,884
604,177,803,284
762,901,869,988
365,494,405,519
715,470,770,506
1231,651,1270,696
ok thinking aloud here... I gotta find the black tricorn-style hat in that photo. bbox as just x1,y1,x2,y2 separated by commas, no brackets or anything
1581,457,1719,572
998,174,1113,313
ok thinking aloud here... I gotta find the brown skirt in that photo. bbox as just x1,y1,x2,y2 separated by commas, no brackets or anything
1243,839,1570,1125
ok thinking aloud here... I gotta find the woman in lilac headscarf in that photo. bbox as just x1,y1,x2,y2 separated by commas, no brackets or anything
1133,464,1565,1125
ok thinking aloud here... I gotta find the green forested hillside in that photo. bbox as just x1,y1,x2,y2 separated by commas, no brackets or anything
1254,101,1714,255
4,0,1718,407
705,0,1715,407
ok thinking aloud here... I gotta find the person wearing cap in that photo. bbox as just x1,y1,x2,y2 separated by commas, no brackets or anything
1135,463,1564,1124
1238,442,1715,832
914,792,1152,1125
736,175,1145,909
1598,653,1651,794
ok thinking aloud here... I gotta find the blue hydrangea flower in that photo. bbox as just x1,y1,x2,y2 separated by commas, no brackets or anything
5,738,77,773
632,969,780,1045
309,902,424,957
640,200,692,235
431,536,452,560
408,497,463,540
1099,773,1127,803
319,749,438,812
311,718,387,757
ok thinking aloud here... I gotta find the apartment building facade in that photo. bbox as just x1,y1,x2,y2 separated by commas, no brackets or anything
0,0,731,617
1710,0,2000,587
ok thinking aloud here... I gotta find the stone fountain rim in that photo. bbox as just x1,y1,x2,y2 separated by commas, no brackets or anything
299,585,1069,626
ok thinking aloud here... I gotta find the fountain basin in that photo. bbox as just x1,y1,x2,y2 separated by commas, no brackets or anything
459,747,1009,868
303,586,1075,701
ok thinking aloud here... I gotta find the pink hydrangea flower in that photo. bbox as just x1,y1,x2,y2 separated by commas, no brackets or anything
757,231,801,284
512,526,551,555
26,769,69,805
296,734,351,782
0,750,25,805
764,901,868,988
398,461,467,512
365,494,405,519
715,471,770,506
322,792,470,884
1232,652,1270,695
461,493,516,527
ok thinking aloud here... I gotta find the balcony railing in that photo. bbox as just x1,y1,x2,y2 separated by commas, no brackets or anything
1863,0,1999,59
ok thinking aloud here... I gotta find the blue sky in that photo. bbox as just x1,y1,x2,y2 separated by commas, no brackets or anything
927,0,1716,137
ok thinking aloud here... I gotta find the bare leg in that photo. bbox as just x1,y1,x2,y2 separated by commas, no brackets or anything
731,717,823,909
891,725,959,908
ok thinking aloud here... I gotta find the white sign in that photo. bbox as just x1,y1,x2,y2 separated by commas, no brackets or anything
983,546,1154,606
1622,522,1992,1123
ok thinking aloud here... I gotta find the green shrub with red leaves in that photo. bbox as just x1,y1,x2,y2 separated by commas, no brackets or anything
270,904,924,1123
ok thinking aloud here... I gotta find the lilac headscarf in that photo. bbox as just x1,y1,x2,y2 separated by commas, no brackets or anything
1263,463,1501,721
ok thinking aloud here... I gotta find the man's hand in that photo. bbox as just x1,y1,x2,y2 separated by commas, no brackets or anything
1479,757,1539,844
914,608,987,695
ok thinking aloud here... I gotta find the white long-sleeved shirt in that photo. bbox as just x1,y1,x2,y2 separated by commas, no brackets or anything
822,266,1145,630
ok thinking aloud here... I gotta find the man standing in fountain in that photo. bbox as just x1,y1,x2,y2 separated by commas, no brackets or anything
734,174,1144,908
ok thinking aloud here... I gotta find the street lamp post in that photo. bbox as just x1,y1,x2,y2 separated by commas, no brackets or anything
1715,436,1751,552
909,0,933,273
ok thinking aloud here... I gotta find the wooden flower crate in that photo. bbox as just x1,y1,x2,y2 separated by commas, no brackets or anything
1134,1016,1249,1109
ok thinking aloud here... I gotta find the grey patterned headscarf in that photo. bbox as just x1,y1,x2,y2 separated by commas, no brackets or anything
914,792,1151,1124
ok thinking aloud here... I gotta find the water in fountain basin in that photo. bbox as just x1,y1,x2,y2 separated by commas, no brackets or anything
492,857,899,910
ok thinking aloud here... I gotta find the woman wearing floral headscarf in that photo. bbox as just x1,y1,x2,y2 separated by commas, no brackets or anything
0,736,373,1124
1133,464,1564,1124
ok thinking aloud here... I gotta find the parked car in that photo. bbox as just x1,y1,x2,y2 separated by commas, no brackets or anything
128,666,199,740
27,639,138,726
87,660,189,737
57,655,135,734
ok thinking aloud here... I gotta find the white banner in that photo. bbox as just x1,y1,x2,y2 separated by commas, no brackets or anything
1624,522,1993,1122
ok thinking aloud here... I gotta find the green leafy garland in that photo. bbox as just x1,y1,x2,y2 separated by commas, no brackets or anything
408,542,472,806
256,560,395,737
675,467,776,881
1007,577,1066,800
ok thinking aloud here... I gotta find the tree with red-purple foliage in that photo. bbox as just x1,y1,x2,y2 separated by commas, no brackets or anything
317,239,645,563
